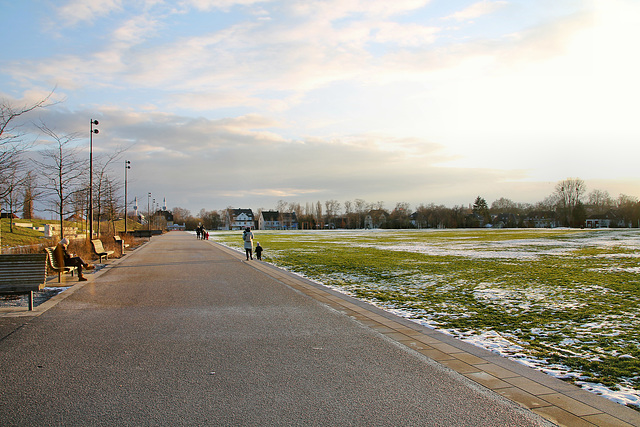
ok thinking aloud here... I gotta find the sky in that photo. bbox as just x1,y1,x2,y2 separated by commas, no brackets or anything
1,0,639,216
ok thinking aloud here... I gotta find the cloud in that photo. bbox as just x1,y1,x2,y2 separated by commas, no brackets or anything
444,1,508,22
55,0,124,27
33,105,466,211
112,15,160,45
182,0,275,12
291,0,432,21
373,22,440,46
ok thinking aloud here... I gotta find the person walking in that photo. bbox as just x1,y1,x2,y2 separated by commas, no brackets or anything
242,227,254,260
255,242,263,261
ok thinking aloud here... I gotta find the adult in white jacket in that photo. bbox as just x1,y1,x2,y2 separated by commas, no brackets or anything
242,227,254,260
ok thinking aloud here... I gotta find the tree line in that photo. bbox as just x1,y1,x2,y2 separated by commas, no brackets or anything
1,93,126,244
171,179,640,231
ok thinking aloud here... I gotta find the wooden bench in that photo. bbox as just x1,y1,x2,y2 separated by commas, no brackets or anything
91,239,114,263
44,246,78,283
113,235,129,255
0,253,48,311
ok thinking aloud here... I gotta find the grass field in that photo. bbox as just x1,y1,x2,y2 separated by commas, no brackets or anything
211,228,640,409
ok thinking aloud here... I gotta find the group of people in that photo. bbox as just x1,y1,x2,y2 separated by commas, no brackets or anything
53,228,263,283
195,225,209,240
242,227,263,261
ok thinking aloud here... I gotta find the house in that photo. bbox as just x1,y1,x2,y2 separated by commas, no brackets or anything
259,210,280,230
224,208,255,230
523,211,559,228
364,210,388,229
493,213,519,228
585,211,626,228
281,212,298,230
258,210,298,230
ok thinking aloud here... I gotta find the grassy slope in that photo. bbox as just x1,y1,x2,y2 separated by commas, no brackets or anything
1,218,143,249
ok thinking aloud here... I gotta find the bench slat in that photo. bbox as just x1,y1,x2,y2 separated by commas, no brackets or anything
0,254,47,293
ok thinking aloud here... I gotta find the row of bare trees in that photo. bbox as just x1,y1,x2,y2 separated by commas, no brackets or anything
266,180,638,229
1,93,127,248
174,177,639,230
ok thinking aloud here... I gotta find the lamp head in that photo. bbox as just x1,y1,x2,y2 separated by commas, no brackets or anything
92,129,99,134
92,120,99,125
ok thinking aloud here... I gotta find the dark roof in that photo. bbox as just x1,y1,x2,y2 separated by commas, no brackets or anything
231,208,254,218
261,211,297,222
261,210,279,221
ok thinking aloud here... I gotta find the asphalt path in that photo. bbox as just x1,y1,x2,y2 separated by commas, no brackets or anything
0,232,551,426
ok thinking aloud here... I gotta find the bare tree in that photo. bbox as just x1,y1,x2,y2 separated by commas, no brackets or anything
315,201,323,228
490,197,518,213
91,146,126,236
389,202,411,228
21,171,37,219
343,200,353,228
554,178,586,226
587,189,613,215
324,199,340,226
101,175,121,236
1,166,22,233
33,124,87,239
354,198,368,229
0,92,56,250
617,194,640,227
1,93,53,186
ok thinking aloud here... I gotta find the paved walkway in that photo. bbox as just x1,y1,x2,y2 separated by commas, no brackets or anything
1,232,638,426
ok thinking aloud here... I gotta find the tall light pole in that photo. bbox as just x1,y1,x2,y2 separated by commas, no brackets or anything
147,192,151,239
89,119,99,240
124,160,131,234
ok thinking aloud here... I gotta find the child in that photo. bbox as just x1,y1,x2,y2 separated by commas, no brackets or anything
255,242,263,261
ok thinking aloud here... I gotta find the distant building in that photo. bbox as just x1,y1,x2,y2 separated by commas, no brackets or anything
365,210,388,229
225,208,255,230
522,211,559,228
585,211,626,228
155,209,174,222
258,210,298,230
166,223,186,231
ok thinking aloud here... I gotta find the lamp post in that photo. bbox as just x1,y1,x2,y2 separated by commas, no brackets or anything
89,119,99,240
124,160,131,234
147,192,151,239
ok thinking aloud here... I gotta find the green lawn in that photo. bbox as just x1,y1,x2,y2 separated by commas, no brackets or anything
0,219,57,248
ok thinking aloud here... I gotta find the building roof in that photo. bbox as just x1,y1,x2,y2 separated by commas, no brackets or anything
230,208,254,218
261,210,279,221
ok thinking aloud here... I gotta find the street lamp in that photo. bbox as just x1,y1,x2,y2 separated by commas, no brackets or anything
147,192,151,239
89,119,99,240
124,160,131,234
